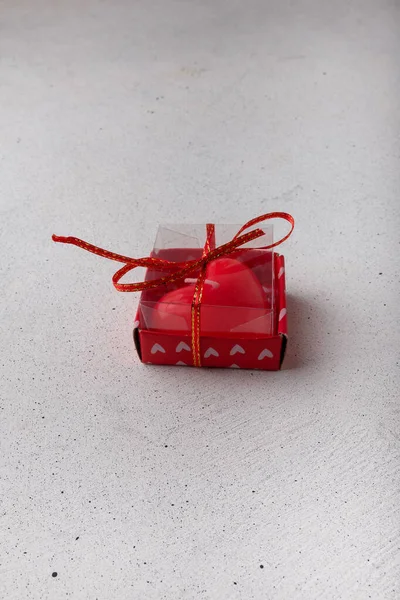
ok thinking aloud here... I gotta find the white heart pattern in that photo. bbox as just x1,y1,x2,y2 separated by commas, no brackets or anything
258,348,274,360
204,347,219,358
176,341,191,353
230,364,240,369
230,344,245,356
279,308,287,321
176,361,187,366
151,343,166,354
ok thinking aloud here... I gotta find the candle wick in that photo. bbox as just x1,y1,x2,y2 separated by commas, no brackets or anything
184,278,220,289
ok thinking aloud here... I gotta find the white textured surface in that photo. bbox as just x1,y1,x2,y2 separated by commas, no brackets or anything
1,0,400,598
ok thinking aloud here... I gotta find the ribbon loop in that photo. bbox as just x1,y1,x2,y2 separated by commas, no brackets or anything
233,211,295,249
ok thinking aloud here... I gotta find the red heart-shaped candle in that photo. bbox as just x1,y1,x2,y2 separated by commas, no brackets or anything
145,257,273,336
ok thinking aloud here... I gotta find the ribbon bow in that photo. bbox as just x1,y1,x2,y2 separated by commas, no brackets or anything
53,211,294,366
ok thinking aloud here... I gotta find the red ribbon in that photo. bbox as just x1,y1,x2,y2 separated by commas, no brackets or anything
53,212,294,366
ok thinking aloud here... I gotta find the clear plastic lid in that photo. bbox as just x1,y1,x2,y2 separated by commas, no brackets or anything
139,224,275,337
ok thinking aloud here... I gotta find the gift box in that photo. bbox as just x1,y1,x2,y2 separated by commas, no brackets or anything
53,212,294,371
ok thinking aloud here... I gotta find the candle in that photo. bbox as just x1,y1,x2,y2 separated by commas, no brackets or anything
147,257,274,336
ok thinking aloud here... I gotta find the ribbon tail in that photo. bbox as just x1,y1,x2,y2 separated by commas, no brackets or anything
52,234,136,264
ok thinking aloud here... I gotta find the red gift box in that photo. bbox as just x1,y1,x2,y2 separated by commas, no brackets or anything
134,254,287,371
53,213,294,371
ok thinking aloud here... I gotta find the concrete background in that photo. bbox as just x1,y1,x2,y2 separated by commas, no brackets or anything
1,0,399,598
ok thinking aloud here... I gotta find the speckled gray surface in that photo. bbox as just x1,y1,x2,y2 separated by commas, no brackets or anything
1,0,400,598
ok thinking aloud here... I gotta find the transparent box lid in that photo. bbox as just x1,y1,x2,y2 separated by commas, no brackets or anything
139,224,276,337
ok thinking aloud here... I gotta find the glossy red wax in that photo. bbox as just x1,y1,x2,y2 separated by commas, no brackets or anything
148,257,273,335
